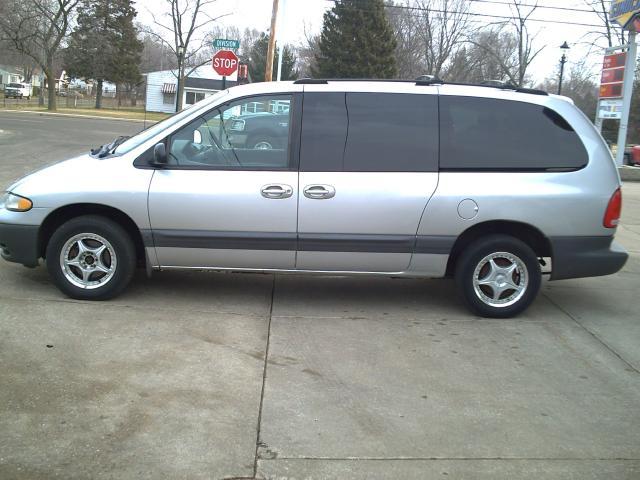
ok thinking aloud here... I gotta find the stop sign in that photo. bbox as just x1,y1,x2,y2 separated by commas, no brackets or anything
212,50,239,77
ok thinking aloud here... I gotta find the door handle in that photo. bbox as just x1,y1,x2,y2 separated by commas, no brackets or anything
261,184,293,199
303,184,336,199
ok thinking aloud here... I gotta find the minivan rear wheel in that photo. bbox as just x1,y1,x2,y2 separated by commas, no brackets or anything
46,215,136,300
455,235,541,318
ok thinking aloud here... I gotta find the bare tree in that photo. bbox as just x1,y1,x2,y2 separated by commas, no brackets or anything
0,0,79,110
139,31,178,73
537,60,599,118
444,30,510,83
415,0,471,78
296,26,321,79
583,0,625,48
386,0,471,79
386,2,426,79
470,0,543,87
148,0,227,111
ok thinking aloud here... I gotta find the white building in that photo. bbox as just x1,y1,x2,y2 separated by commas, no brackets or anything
144,65,238,113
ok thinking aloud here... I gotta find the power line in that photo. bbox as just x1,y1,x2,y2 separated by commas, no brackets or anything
467,0,595,14
323,0,610,29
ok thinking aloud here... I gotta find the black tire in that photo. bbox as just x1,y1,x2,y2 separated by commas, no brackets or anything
454,234,541,318
45,215,136,300
248,134,278,150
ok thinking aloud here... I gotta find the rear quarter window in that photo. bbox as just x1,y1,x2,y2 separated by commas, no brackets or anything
440,96,588,171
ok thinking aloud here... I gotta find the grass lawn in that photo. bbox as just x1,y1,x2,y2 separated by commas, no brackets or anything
0,99,169,122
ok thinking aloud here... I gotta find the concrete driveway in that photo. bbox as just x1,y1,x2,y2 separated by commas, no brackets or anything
0,111,639,480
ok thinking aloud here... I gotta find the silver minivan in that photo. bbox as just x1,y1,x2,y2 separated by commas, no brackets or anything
0,79,628,317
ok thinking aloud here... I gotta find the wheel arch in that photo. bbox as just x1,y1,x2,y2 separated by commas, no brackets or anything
246,128,280,143
445,220,552,277
38,203,146,267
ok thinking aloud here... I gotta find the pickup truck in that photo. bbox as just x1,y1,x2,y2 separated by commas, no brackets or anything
4,82,31,99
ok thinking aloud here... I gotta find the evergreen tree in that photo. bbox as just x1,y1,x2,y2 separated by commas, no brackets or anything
313,0,397,79
65,0,142,108
247,32,297,82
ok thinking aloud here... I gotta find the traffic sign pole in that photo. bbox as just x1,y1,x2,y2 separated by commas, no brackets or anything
615,31,637,167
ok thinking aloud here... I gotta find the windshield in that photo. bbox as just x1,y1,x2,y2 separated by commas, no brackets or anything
114,90,229,155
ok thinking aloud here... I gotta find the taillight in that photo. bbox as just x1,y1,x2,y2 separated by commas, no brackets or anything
603,188,622,228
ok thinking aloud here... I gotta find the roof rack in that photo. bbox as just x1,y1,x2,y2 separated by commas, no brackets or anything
292,77,548,96
294,78,429,85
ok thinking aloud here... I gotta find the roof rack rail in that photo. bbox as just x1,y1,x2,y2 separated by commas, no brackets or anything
293,77,437,86
434,79,548,96
292,77,548,95
293,78,329,84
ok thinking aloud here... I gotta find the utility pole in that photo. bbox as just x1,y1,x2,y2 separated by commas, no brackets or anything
265,0,279,82
276,0,286,81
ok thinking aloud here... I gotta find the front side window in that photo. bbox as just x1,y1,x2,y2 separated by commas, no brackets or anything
440,96,588,170
300,92,439,172
166,94,293,169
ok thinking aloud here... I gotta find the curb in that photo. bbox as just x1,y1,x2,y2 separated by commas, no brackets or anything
0,109,157,124
620,166,640,182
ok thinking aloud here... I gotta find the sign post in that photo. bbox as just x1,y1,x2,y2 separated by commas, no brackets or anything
614,32,637,167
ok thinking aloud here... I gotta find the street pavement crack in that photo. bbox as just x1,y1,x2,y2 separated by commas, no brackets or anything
253,275,276,478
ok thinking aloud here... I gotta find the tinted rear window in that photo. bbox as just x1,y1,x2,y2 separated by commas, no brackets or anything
300,92,439,172
440,96,588,171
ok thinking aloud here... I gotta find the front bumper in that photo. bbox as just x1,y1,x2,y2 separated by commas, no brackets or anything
550,236,628,280
0,223,40,267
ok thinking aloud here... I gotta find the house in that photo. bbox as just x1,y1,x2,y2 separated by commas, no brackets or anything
144,65,238,113
0,64,24,89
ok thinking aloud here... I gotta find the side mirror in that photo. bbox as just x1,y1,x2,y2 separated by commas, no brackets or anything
151,142,167,167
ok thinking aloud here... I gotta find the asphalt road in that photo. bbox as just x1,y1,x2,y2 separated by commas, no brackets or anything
0,111,150,187
1,111,639,480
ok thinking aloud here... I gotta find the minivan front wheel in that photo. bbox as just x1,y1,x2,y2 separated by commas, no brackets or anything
455,235,541,318
46,215,136,300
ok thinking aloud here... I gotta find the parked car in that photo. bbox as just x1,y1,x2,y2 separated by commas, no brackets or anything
0,79,628,317
625,145,640,166
4,82,31,99
225,111,290,150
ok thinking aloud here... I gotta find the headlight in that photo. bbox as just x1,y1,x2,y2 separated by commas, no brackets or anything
230,119,245,132
1,192,33,212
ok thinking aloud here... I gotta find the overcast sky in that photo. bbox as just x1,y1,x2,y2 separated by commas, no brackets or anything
135,0,617,83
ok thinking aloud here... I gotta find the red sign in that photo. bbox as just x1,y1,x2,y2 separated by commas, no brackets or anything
212,50,239,77
599,52,627,99
600,83,624,99
601,68,625,84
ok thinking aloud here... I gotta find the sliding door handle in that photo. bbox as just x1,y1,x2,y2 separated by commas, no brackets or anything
303,184,336,199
